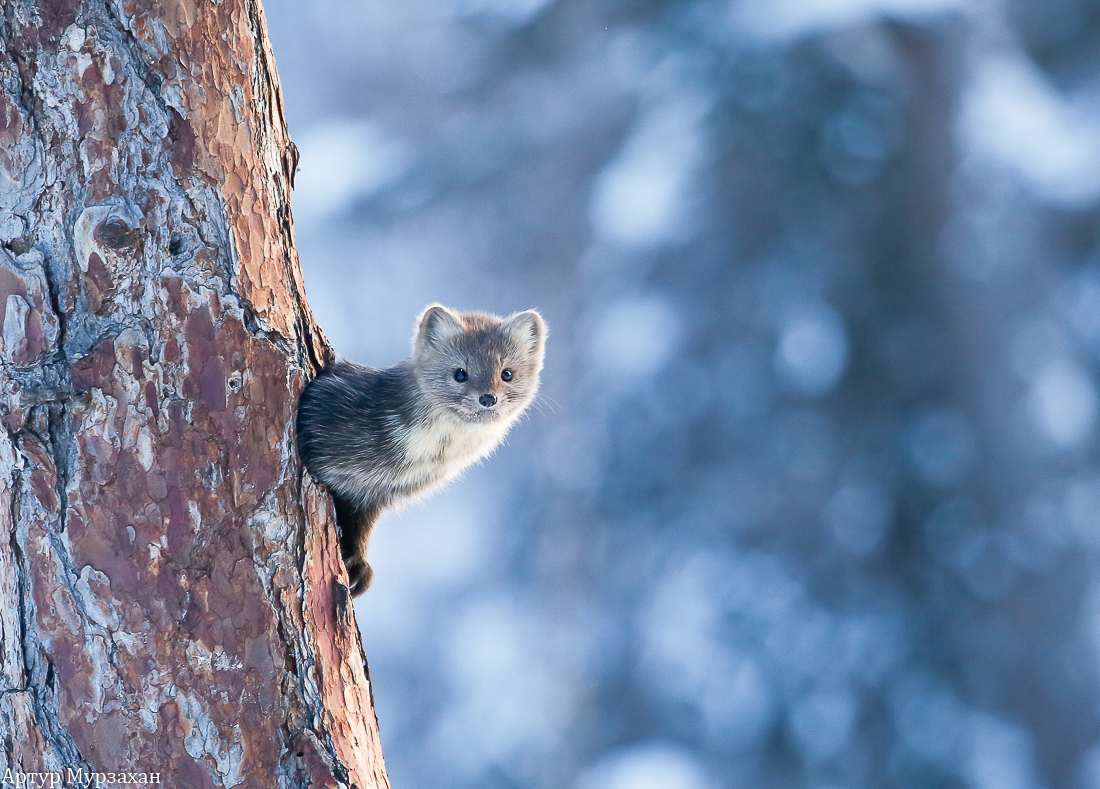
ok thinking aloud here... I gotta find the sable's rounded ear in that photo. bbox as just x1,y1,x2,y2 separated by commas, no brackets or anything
415,304,463,352
504,310,546,356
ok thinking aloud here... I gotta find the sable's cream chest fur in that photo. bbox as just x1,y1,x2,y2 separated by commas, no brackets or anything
395,409,515,496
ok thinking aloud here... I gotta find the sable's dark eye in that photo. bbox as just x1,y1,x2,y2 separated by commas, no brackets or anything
453,368,468,383
501,369,513,382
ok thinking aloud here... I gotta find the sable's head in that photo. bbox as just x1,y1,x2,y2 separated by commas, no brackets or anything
412,304,546,423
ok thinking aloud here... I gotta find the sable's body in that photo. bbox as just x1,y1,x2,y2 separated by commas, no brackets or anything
296,305,545,595
297,361,515,510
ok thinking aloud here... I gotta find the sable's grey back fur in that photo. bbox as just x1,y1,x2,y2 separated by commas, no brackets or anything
296,360,424,509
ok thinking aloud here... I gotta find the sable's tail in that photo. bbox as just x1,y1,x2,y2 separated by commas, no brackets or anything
333,497,381,597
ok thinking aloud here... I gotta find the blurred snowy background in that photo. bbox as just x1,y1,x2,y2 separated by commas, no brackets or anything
264,0,1100,787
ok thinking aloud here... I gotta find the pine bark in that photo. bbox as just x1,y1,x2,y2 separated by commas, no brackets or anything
0,1,389,786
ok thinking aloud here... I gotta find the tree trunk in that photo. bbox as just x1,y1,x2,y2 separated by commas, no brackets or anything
0,1,389,787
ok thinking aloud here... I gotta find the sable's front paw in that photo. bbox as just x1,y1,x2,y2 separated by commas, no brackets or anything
345,557,374,597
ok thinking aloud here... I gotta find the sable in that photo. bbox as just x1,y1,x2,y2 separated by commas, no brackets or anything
297,304,546,595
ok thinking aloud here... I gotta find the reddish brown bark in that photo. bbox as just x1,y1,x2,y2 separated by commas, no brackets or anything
0,1,388,786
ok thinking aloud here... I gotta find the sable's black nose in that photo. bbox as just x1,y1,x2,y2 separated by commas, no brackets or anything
479,393,497,408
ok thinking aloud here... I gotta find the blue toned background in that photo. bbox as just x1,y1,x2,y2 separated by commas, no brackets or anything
265,1,1100,787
